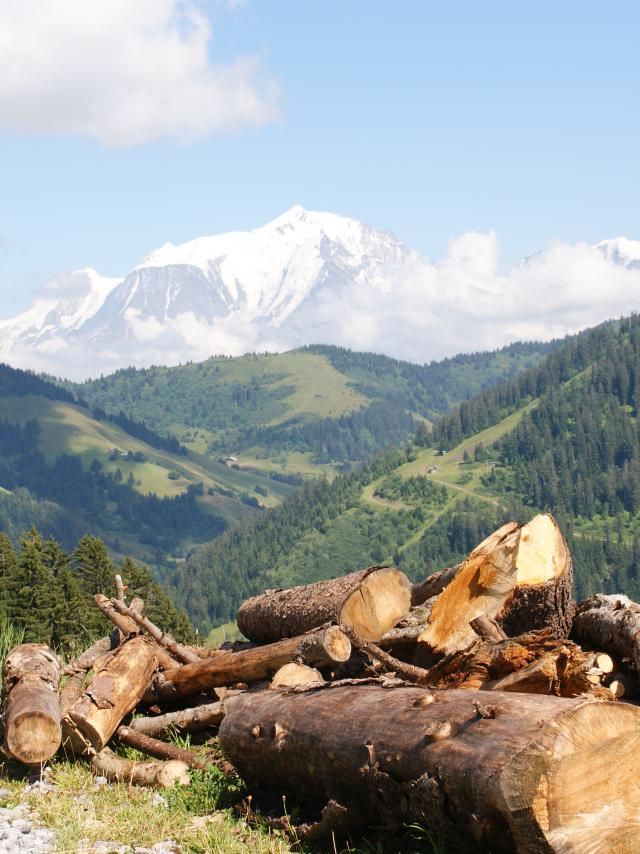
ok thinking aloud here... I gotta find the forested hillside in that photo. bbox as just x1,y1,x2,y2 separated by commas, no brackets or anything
172,316,640,632
67,342,555,471
0,527,194,657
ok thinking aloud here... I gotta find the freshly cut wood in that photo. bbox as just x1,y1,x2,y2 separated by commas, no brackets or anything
607,673,633,699
129,701,224,738
154,626,351,699
572,593,640,673
116,726,207,769
499,513,574,638
271,662,324,689
2,644,61,766
585,652,614,674
410,564,462,607
63,636,158,753
489,656,558,694
220,683,640,853
109,599,199,664
90,747,190,788
418,514,573,655
236,566,411,643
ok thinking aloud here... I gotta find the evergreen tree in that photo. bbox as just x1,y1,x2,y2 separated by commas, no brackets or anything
0,533,17,621
9,528,55,644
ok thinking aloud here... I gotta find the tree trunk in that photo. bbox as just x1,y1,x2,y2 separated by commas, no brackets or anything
1,644,61,766
236,566,411,643
90,747,190,788
219,683,640,853
419,514,573,655
128,702,225,738
572,594,640,673
154,626,351,699
63,636,158,754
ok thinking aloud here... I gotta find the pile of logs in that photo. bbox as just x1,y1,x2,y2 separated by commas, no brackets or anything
3,513,640,853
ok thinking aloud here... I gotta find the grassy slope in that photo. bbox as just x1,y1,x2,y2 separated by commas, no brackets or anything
272,401,538,590
69,344,554,477
0,395,293,522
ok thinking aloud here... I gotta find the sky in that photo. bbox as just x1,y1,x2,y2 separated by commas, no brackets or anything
0,0,639,364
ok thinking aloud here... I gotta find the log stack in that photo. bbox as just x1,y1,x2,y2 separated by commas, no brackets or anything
2,512,640,853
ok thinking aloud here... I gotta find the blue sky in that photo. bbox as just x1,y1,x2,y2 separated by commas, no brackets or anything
0,0,639,316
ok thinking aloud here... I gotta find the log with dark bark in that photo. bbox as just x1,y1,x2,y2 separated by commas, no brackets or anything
1,644,61,766
219,683,640,853
63,636,158,754
128,701,225,738
109,599,199,664
90,746,190,788
116,725,208,769
418,514,574,655
572,593,640,673
152,626,351,700
236,566,411,643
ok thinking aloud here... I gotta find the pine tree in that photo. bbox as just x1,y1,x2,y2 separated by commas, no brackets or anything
0,533,17,621
10,528,55,644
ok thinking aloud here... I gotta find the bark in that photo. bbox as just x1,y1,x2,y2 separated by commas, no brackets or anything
379,601,435,649
109,599,198,665
419,514,574,655
116,725,207,769
90,746,190,788
219,683,640,853
128,701,225,738
63,636,158,754
410,564,461,607
153,626,351,699
236,565,411,643
271,663,324,689
1,644,61,766
572,593,640,673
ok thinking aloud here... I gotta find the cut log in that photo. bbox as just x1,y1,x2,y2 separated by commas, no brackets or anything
606,673,633,699
153,626,351,699
2,644,61,766
109,599,199,664
489,656,558,694
499,513,574,638
418,514,573,655
128,702,224,738
90,747,190,788
572,593,640,674
236,566,411,644
585,652,614,674
271,663,324,689
219,683,640,853
63,636,158,754
116,725,207,769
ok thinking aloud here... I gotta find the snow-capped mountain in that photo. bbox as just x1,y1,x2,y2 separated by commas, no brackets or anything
1,207,639,379
0,206,410,377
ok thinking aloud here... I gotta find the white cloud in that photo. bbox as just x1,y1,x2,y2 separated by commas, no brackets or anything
2,233,640,379
0,0,281,147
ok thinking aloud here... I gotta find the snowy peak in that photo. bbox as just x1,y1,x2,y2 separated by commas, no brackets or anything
0,208,408,376
594,238,640,269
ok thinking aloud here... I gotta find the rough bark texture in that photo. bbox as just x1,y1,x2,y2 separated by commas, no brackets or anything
236,566,411,643
154,626,351,699
220,683,640,853
1,644,61,766
63,636,158,754
572,593,640,673
90,747,190,788
128,701,225,737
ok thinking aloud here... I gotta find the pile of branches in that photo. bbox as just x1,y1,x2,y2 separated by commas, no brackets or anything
3,513,640,853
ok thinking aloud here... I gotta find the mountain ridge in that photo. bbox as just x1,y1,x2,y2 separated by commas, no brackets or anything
1,206,638,379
